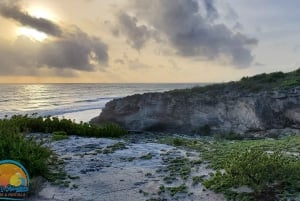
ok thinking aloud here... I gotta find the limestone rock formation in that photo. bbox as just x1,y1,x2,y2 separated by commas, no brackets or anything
93,70,300,135
93,86,300,135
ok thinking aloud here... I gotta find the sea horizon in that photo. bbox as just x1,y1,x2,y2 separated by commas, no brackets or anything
0,82,213,85
0,83,206,122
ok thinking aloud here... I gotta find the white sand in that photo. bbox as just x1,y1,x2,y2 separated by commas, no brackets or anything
56,109,101,123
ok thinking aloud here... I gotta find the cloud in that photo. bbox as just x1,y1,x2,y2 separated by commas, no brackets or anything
0,2,62,37
203,0,219,21
127,58,150,70
38,28,108,71
0,30,108,76
0,2,109,76
115,59,125,65
119,0,257,67
0,28,108,75
293,45,300,53
118,12,156,50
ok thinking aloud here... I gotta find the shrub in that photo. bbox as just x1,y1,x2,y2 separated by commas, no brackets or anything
52,131,69,141
168,68,300,96
0,114,128,181
0,114,127,138
214,132,245,141
166,184,188,196
173,138,185,146
0,122,53,178
203,149,300,200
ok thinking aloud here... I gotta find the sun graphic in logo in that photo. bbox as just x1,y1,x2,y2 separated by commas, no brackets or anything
0,160,30,199
10,172,26,187
0,162,28,187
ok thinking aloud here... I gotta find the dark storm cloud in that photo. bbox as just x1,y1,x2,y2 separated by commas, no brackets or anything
0,37,40,75
38,29,108,71
203,0,219,21
118,12,155,50
0,1,109,75
0,2,62,37
120,0,257,67
0,28,108,75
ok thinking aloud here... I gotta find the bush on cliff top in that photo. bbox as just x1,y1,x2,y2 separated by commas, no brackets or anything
168,68,300,94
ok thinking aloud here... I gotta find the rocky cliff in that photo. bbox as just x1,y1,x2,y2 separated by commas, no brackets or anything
93,70,300,135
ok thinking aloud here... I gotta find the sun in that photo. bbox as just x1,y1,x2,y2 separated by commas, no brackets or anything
16,7,58,41
27,6,57,20
17,27,48,41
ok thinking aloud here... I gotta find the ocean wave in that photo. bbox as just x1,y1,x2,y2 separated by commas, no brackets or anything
0,83,201,120
73,97,120,104
0,105,104,119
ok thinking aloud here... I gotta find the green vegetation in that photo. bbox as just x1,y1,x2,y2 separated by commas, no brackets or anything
213,132,248,141
0,114,128,187
146,198,166,201
158,184,189,196
203,149,300,200
166,184,188,196
102,142,127,154
52,131,69,141
158,185,165,194
126,156,136,162
0,119,53,178
159,135,300,200
192,175,205,186
163,156,191,181
145,172,152,177
68,175,80,180
239,70,300,90
140,153,153,160
1,114,127,138
167,68,300,95
139,189,150,196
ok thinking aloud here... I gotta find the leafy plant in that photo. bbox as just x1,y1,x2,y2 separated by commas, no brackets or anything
0,114,127,183
0,121,53,178
159,135,300,200
0,114,127,138
203,149,300,200
102,142,127,154
52,131,69,141
166,184,188,196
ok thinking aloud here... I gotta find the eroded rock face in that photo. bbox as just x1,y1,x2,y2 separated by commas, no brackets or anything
93,87,300,135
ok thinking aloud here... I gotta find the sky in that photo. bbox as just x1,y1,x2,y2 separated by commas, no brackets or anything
0,0,299,83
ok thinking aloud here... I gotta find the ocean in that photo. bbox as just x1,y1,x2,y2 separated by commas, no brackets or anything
0,83,202,122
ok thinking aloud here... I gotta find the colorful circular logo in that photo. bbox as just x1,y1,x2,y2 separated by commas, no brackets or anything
0,160,30,200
